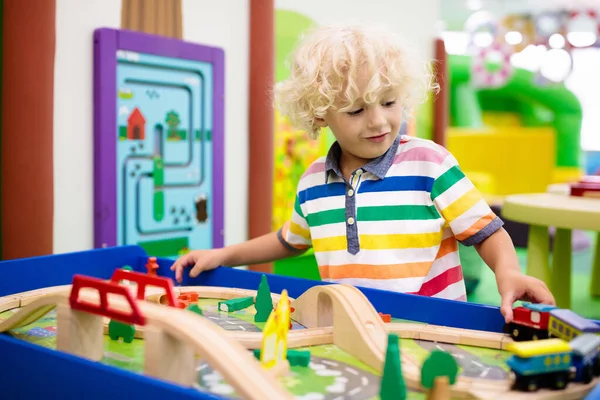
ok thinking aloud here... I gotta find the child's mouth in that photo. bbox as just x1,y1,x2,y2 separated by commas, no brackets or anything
366,133,388,143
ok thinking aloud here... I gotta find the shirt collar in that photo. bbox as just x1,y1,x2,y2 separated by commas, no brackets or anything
324,122,405,182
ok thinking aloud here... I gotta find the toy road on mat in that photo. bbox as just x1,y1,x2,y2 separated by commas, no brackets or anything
0,268,598,400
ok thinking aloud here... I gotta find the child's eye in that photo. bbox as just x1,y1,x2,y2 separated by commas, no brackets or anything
383,100,396,107
347,108,363,116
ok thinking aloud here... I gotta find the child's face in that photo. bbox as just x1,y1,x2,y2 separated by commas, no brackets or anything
317,69,403,167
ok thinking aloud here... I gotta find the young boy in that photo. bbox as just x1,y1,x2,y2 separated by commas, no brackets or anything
171,23,555,323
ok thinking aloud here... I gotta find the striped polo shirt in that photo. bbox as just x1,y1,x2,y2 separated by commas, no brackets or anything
277,131,503,301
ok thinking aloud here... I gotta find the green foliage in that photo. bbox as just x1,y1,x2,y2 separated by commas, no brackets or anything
186,304,203,316
254,274,273,322
165,111,180,130
420,350,458,389
380,333,406,400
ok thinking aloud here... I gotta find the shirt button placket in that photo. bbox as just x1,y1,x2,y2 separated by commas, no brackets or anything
345,171,360,255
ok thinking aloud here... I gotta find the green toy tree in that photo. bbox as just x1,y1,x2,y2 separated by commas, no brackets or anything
254,274,273,322
379,333,406,400
165,111,181,139
421,350,458,395
186,304,204,316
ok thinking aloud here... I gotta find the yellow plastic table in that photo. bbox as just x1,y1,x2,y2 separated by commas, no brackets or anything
502,193,600,309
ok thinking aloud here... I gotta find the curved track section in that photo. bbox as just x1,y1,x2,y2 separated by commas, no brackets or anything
0,294,66,331
291,285,511,399
0,290,292,400
1,284,598,399
291,283,388,372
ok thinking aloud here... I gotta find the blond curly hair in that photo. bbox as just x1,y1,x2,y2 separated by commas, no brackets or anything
274,23,439,139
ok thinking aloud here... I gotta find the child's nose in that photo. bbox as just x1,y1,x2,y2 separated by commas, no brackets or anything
367,107,386,130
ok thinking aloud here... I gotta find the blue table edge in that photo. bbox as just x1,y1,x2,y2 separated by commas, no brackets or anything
0,245,598,400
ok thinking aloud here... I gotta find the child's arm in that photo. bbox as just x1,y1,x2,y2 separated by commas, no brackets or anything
220,231,304,266
473,227,521,275
474,228,555,322
429,147,554,321
170,231,305,282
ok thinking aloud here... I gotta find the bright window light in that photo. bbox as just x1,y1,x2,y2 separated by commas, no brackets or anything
442,31,470,55
473,31,494,48
510,44,547,71
565,48,600,151
505,31,523,45
540,49,572,82
567,32,597,48
466,0,482,11
549,33,566,49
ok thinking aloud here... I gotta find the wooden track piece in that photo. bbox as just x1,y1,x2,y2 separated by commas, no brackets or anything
291,284,388,371
1,284,599,400
56,302,104,361
144,324,196,386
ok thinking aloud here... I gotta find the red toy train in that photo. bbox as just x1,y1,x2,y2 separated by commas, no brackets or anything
504,303,600,342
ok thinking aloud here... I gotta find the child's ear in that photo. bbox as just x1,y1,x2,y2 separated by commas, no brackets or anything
314,117,328,128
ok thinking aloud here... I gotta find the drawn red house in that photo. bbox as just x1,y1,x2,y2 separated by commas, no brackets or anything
127,107,146,140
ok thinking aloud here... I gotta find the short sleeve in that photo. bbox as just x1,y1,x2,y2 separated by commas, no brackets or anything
277,193,312,251
430,151,503,246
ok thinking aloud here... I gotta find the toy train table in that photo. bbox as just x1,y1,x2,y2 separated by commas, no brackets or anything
0,246,599,400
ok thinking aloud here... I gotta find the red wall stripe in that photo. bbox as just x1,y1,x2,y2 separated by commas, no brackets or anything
248,0,274,272
1,0,55,259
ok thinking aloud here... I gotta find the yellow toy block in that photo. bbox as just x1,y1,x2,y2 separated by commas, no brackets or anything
447,127,557,196
259,290,290,369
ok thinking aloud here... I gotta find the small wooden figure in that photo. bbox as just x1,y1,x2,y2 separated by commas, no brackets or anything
218,296,254,312
421,350,458,400
108,319,135,343
379,333,406,400
429,376,450,400
145,256,159,276
378,312,391,323
186,303,203,316
254,274,273,323
259,290,290,370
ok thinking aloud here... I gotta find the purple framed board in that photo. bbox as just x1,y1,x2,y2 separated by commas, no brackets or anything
93,28,225,257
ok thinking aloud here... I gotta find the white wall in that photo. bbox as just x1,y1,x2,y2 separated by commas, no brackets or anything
53,0,438,254
181,0,250,247
53,0,122,254
53,0,250,254
276,0,441,60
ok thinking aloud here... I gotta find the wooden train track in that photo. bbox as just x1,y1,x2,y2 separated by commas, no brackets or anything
0,283,598,399
0,286,292,400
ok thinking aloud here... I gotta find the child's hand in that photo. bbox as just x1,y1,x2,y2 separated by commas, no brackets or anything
170,249,225,283
496,270,555,323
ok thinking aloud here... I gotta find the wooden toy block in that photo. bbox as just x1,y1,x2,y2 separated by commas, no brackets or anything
218,296,254,312
56,302,104,361
144,324,196,386
254,275,273,322
287,349,311,367
108,319,135,343
186,303,203,316
267,359,290,378
428,376,450,400
378,312,391,323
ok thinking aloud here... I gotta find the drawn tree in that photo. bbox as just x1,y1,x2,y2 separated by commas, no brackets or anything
421,350,458,398
165,111,181,138
254,274,273,322
380,333,406,400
